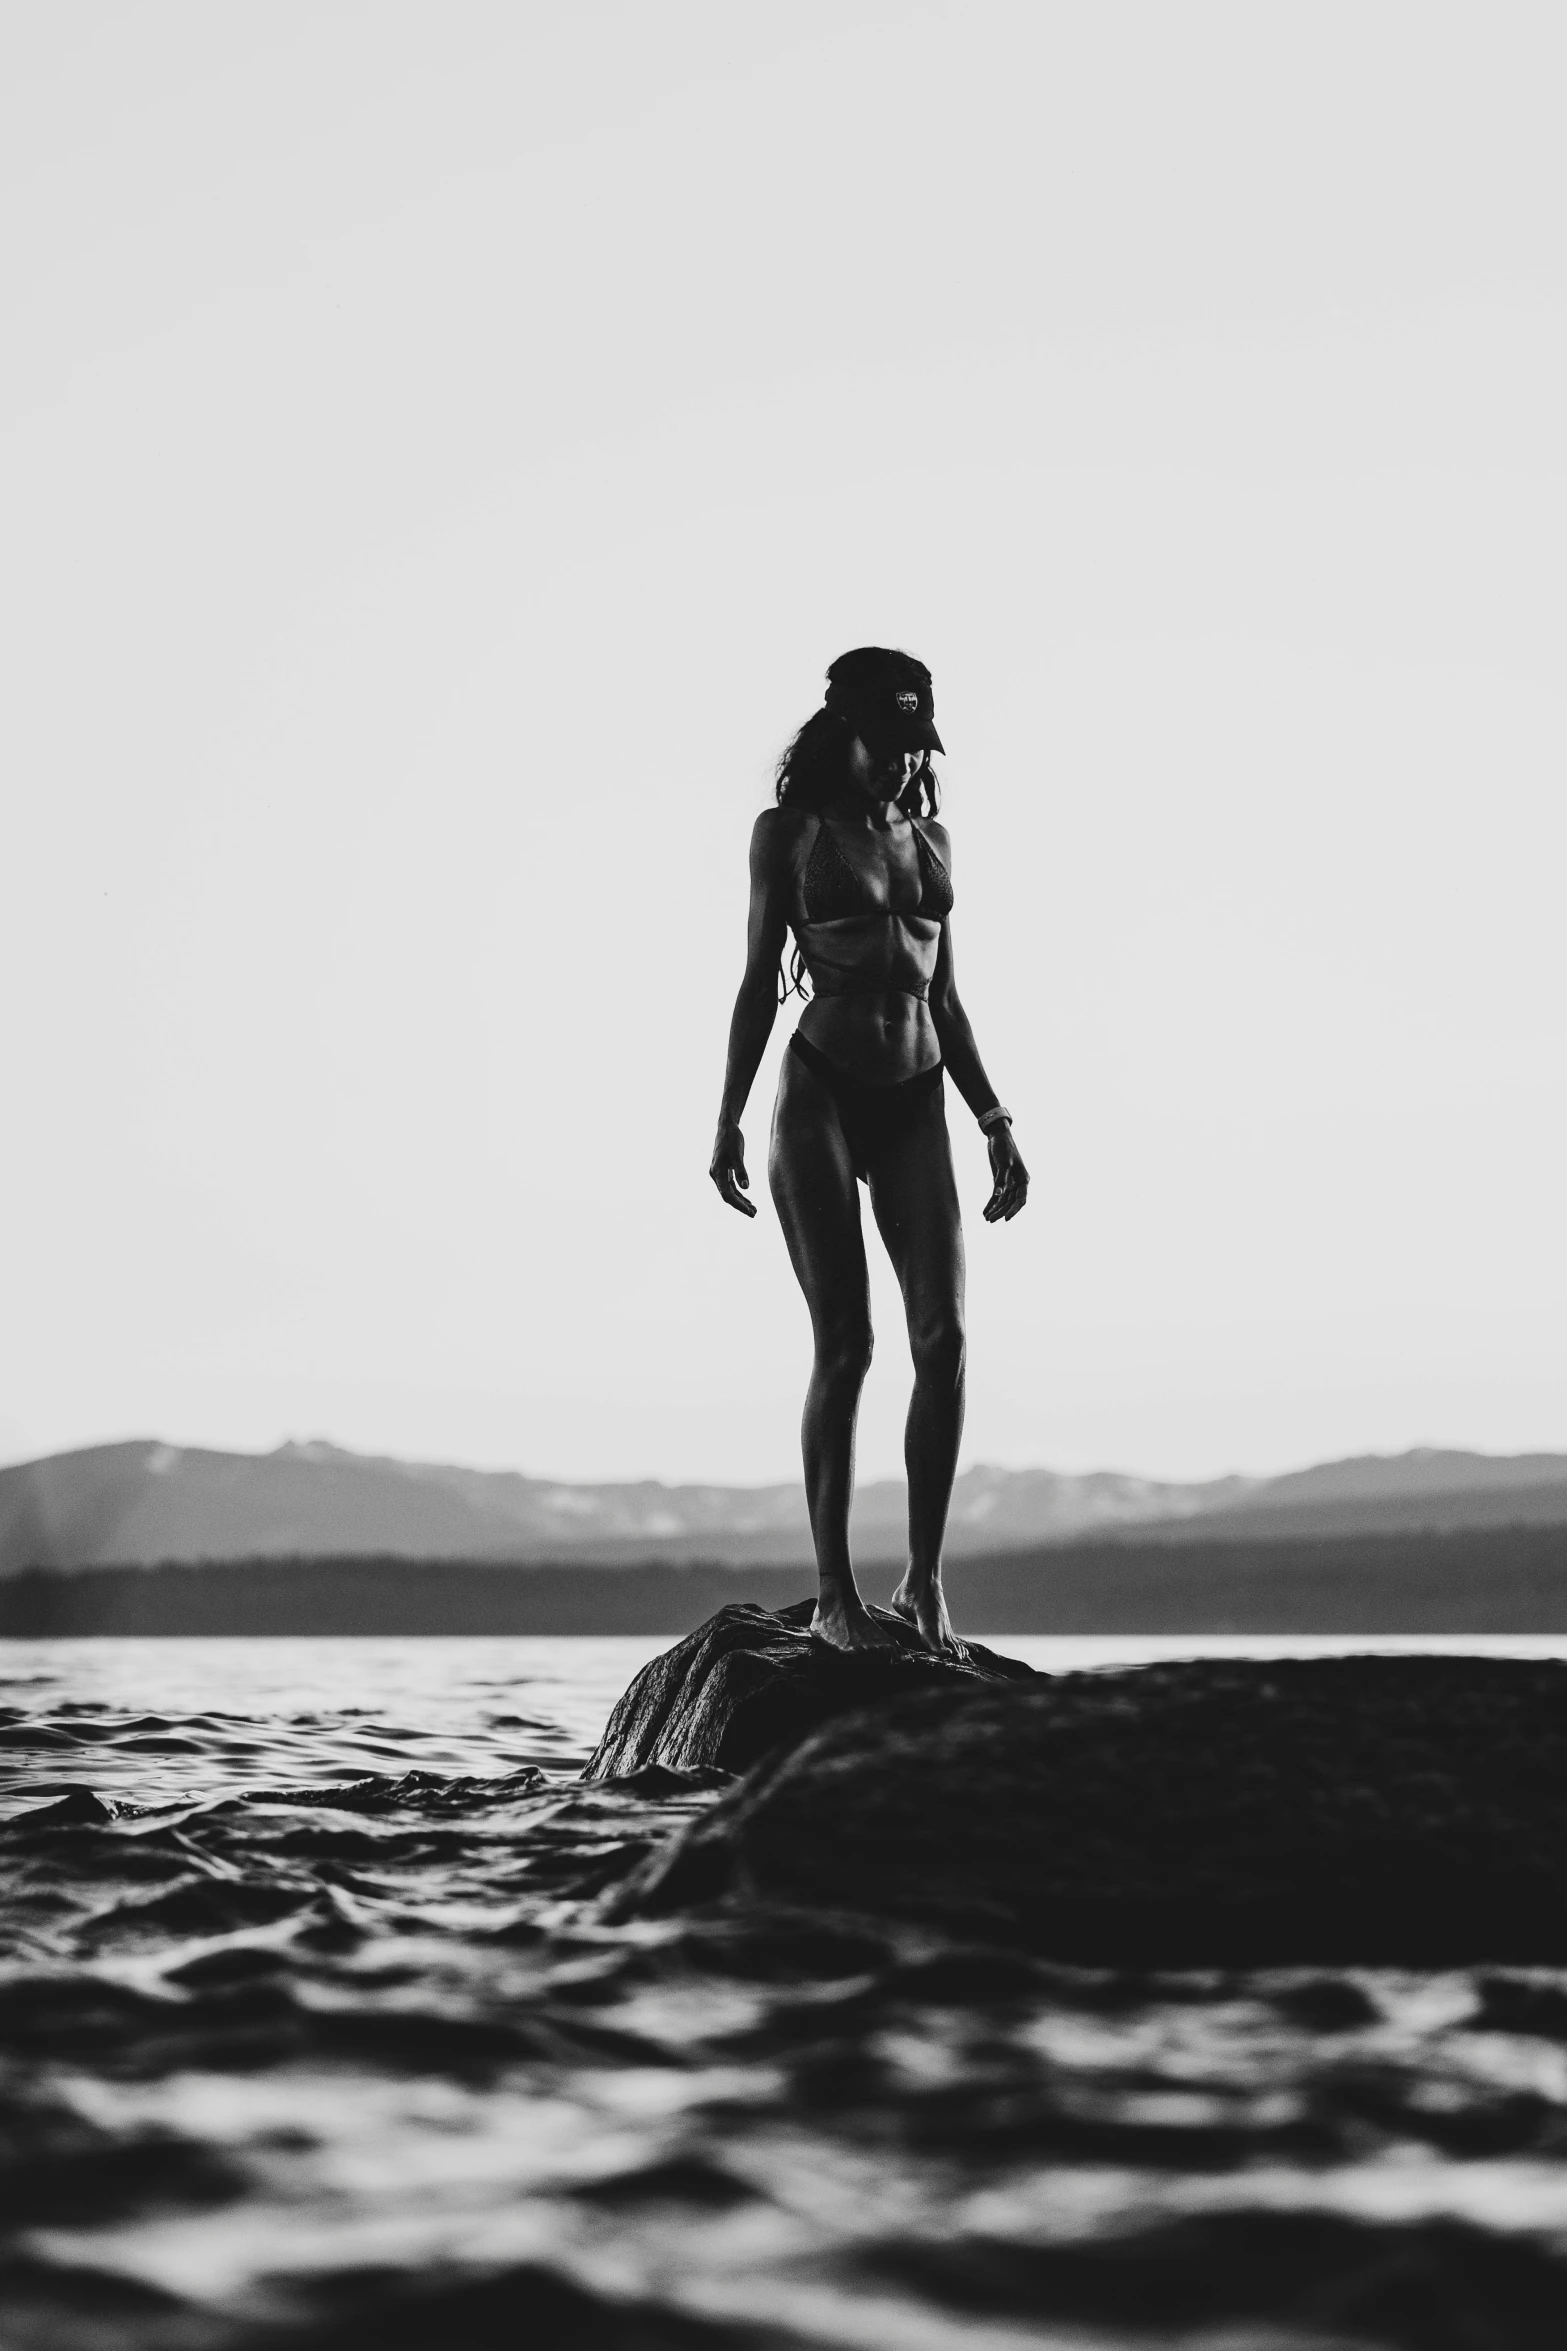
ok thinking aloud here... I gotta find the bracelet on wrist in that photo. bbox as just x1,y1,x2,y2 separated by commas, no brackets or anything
977,1104,1013,1134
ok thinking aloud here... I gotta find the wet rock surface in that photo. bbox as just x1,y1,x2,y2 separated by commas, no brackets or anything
583,1599,1038,1780
620,1654,1567,1963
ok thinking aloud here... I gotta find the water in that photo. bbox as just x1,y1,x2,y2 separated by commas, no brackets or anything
5,1636,1567,2349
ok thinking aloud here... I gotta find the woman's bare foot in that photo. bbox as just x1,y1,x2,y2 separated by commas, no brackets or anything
810,1586,904,1652
890,1570,966,1657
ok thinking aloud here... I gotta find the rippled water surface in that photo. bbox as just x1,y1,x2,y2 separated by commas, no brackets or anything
5,1636,1567,2350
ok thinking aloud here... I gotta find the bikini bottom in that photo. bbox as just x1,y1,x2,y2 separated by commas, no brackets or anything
789,1032,945,1182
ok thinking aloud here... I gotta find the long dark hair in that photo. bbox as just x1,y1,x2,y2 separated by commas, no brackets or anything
773,711,942,1001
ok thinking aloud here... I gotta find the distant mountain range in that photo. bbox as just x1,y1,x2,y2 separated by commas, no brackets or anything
5,1438,1567,1576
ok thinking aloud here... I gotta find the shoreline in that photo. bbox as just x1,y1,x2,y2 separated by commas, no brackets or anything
6,1520,1567,1635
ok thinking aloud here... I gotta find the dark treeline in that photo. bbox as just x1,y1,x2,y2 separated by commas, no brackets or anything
0,1557,810,1636
5,1524,1567,1634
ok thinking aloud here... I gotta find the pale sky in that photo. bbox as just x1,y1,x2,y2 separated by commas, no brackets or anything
3,2,1564,1485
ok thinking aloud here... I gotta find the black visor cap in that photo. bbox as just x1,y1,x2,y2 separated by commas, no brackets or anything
852,690,945,756
824,648,945,756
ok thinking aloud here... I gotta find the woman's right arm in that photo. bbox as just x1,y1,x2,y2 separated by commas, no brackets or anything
710,810,793,1218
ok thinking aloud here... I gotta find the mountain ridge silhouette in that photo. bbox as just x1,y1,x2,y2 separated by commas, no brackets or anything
5,1437,1567,1575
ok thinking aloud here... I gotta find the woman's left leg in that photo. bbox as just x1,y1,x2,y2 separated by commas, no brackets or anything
866,1088,967,1653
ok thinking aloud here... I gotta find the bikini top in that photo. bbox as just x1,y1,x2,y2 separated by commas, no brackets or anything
799,818,954,927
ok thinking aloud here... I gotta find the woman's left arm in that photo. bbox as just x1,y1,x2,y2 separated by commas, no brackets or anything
929,922,1030,1224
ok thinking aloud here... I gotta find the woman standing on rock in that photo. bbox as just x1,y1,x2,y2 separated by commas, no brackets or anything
711,648,1029,1654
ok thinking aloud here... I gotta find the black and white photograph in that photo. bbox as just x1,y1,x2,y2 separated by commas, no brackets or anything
3,5,1566,2345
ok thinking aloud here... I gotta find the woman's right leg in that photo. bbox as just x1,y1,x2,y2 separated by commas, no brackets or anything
769,1048,899,1650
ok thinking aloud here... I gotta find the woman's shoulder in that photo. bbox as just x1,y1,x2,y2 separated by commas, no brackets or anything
913,812,952,858
752,803,813,837
749,804,812,870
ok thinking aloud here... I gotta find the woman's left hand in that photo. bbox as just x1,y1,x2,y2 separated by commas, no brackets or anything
982,1124,1029,1223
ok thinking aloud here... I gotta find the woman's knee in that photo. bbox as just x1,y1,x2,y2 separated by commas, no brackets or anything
911,1310,965,1386
815,1315,874,1386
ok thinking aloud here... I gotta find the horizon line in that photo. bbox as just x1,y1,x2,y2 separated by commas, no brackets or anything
4,1431,1564,1492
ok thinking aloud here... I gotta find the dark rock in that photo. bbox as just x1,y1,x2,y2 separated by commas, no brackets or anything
583,1599,1037,1780
614,1656,1567,1963
4,1786,116,1831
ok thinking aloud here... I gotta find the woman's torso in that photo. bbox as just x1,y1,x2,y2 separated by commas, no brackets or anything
789,811,952,1084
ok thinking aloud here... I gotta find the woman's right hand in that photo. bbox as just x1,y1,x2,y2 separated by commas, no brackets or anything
710,1121,757,1217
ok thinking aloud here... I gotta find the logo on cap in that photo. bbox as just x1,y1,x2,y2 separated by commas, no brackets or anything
894,691,919,713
